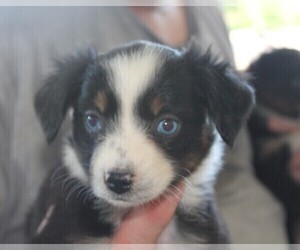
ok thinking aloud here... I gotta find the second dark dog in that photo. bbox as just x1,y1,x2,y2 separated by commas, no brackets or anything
248,48,300,243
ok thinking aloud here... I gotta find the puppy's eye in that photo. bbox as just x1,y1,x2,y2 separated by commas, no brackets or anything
157,118,180,136
84,112,103,133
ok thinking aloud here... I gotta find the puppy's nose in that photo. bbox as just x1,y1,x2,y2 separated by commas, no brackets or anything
105,171,133,194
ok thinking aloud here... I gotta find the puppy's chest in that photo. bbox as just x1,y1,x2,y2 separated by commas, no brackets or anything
79,212,185,244
79,187,207,244
96,191,219,244
76,214,186,244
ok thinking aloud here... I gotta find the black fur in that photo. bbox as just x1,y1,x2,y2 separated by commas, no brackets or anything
34,50,97,143
29,41,254,243
26,167,113,243
248,48,300,243
183,47,254,146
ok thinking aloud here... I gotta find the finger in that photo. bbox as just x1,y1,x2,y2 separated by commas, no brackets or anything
112,182,185,244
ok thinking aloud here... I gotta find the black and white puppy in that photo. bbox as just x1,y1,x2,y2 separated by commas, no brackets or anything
248,48,300,243
27,41,254,243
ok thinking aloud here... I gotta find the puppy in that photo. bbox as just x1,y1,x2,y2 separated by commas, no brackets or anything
27,41,254,243
247,48,300,243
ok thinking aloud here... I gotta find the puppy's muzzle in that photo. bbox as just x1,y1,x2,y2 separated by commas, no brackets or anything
105,170,134,194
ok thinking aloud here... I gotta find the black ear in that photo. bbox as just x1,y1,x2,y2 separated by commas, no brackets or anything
34,50,96,143
185,47,255,146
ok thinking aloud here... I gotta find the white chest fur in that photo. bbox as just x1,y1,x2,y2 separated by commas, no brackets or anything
158,134,224,243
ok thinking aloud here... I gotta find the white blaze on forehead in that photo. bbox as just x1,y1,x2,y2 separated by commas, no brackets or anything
90,48,175,206
106,47,164,121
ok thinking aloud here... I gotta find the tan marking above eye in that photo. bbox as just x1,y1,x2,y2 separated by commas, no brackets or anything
95,91,107,113
150,96,165,115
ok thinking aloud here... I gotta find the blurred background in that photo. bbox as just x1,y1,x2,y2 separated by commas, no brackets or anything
222,0,300,69
223,0,300,243
0,0,300,243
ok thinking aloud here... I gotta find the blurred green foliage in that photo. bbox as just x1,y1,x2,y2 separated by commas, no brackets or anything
223,0,300,30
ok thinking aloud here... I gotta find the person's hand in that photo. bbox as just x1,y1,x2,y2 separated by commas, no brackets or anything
111,182,185,244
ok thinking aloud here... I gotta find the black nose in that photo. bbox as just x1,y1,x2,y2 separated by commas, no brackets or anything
105,171,133,194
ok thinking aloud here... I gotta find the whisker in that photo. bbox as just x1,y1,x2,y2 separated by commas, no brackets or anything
181,168,192,176
174,174,195,193
50,167,68,186
65,183,86,204
61,176,79,192
50,173,69,187
83,189,96,205
77,186,90,199
166,186,182,202
167,186,186,212
50,167,63,182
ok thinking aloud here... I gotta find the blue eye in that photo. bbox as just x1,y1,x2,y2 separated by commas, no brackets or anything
84,113,103,133
157,118,180,136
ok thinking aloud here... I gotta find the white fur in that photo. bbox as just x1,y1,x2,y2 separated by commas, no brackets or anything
158,131,225,243
105,45,164,123
63,141,88,183
157,219,181,244
258,104,300,153
181,131,224,208
263,133,300,155
62,110,88,183
63,46,225,214
285,133,300,153
91,47,175,207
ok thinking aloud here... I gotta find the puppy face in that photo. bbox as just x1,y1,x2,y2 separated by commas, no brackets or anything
35,41,254,207
248,48,300,119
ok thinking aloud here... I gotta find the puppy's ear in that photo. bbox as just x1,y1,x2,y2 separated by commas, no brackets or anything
185,47,255,146
34,50,96,143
